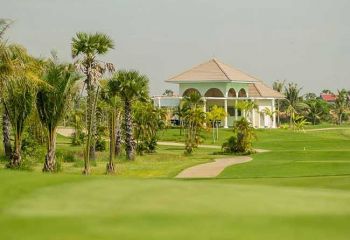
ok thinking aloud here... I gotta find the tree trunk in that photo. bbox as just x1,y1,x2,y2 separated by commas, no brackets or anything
83,82,94,175
115,112,122,156
277,100,280,127
2,107,12,158
124,101,135,160
107,110,116,174
43,128,57,172
7,133,21,168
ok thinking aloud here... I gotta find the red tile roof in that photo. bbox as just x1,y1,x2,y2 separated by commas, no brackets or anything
320,93,336,102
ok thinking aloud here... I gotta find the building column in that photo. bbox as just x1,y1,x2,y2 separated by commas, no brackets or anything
257,109,261,128
252,100,255,128
158,97,161,108
272,98,276,128
224,98,228,128
235,99,238,121
203,98,206,112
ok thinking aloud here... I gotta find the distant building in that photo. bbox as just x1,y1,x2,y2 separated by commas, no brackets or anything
154,58,284,128
320,93,336,103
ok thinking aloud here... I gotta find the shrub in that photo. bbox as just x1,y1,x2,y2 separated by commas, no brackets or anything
95,137,107,151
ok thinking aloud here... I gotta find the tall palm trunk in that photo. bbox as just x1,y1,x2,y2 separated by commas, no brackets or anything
8,129,21,168
2,106,12,158
83,82,96,174
107,110,116,174
124,101,135,160
277,100,280,126
87,83,96,161
115,112,122,156
43,127,57,172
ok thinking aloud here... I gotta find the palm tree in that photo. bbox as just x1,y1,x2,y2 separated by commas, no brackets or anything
182,92,203,110
100,80,122,173
108,70,149,160
333,89,349,125
71,32,115,174
3,50,43,168
1,43,38,161
283,82,309,127
273,80,285,126
236,100,257,119
0,19,14,158
36,57,80,172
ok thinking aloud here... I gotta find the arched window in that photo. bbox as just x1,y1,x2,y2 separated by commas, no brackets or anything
204,88,224,97
228,88,237,97
182,88,201,97
238,88,247,97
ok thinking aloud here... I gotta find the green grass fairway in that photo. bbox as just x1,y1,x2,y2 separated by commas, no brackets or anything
1,127,350,239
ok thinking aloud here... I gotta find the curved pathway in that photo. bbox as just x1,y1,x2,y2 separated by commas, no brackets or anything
175,156,252,178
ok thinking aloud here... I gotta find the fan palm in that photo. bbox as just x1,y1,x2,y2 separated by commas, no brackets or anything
36,58,80,172
108,70,149,160
71,32,114,174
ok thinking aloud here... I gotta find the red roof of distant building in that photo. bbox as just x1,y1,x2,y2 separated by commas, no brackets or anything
320,93,336,102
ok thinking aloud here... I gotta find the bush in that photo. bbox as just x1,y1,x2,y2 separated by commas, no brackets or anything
95,137,107,151
71,132,86,146
222,136,237,153
56,149,77,163
222,118,256,155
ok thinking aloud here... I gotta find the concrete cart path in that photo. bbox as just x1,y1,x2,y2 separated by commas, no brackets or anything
175,156,252,178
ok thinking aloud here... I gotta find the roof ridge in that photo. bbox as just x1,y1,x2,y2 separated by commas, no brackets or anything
212,58,230,80
220,60,261,82
169,60,212,80
253,82,263,96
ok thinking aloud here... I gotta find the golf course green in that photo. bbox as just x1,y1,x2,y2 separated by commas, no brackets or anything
0,127,350,239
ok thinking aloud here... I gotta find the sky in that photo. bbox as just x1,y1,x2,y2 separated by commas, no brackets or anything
1,0,349,95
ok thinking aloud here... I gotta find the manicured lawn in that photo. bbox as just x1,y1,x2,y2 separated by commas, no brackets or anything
1,126,350,239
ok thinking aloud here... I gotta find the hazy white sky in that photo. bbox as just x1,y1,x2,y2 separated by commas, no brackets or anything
1,0,349,95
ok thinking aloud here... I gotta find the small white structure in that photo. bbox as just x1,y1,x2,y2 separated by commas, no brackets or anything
155,58,284,128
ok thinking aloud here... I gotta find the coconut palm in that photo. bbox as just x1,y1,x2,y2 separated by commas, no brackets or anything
333,89,349,125
71,32,115,174
108,70,149,160
273,80,285,126
36,57,80,172
182,91,203,110
283,83,309,126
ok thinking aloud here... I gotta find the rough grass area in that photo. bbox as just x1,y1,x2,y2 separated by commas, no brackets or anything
1,126,350,239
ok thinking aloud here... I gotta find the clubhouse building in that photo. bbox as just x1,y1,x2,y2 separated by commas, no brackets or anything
155,58,284,128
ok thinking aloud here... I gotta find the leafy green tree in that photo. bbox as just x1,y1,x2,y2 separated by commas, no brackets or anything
236,100,257,118
133,101,166,155
71,32,115,174
36,57,80,172
207,105,226,143
163,89,174,96
108,70,149,160
304,92,317,100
